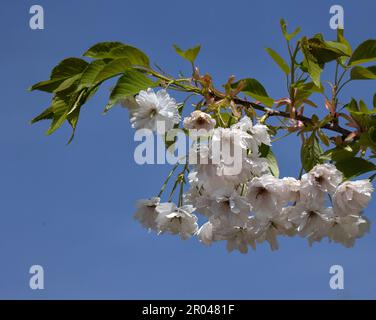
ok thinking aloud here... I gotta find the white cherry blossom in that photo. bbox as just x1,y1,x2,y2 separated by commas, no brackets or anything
333,179,373,216
133,197,160,231
183,110,216,131
130,88,180,132
155,203,198,239
328,215,370,248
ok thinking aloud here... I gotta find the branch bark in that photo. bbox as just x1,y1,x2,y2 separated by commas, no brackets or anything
232,97,352,137
152,71,352,137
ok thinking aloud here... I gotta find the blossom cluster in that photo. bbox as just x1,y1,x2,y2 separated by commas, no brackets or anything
127,88,374,253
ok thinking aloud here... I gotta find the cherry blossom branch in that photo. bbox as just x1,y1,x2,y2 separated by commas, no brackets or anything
232,97,352,137
148,70,353,138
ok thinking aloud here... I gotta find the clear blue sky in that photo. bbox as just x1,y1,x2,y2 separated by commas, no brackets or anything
0,0,375,299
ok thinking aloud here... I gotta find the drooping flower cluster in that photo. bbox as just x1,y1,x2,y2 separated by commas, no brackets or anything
130,88,374,253
134,197,199,239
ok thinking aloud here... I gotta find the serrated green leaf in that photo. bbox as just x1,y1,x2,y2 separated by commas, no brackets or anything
83,42,125,58
79,60,107,88
94,58,132,83
280,19,301,41
109,45,149,66
232,78,274,107
105,69,158,112
173,44,201,64
265,48,290,75
217,112,233,127
66,86,99,144
30,58,88,92
320,143,360,162
345,98,359,112
301,38,324,87
83,42,149,66
259,144,279,177
302,54,322,87
349,39,376,66
301,133,322,172
335,157,376,179
32,85,96,142
359,100,368,113
317,129,330,146
294,81,324,102
45,96,70,135
50,58,88,79
30,107,54,124
54,74,81,93
350,65,376,80
346,98,376,116
337,29,352,65
359,131,376,152
324,41,350,58
29,78,68,93
302,37,349,67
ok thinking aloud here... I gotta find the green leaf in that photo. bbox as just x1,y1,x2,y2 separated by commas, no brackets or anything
350,65,376,80
337,29,352,65
259,144,279,177
218,112,235,127
320,143,360,162
265,48,290,75
301,38,325,86
349,39,376,66
232,78,274,107
79,60,107,88
66,86,99,144
83,42,125,58
359,100,368,113
32,85,97,143
50,58,89,79
280,19,301,41
300,36,350,85
317,129,330,146
29,58,88,92
358,126,376,153
345,98,359,112
302,54,322,87
29,78,68,93
94,58,132,83
346,98,376,116
83,42,149,66
335,157,376,179
173,44,201,64
294,81,324,102
109,45,150,66
301,133,322,172
302,37,349,66
45,96,70,135
54,74,82,93
105,69,158,112
31,107,54,124
324,41,351,59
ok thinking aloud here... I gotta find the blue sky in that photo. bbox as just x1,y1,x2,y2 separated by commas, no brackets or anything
0,0,375,299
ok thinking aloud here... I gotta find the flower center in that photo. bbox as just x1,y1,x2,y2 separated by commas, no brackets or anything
149,108,158,118
256,187,268,199
196,117,207,125
315,175,324,185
